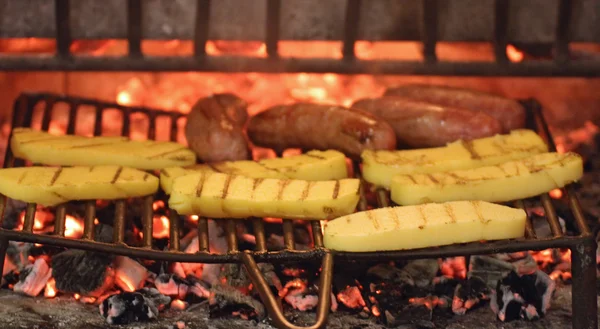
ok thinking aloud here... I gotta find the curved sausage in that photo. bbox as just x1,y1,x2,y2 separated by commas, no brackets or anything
384,85,526,132
352,97,503,148
185,93,250,162
247,103,397,159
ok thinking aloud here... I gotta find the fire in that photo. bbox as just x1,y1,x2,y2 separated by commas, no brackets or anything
152,200,165,211
171,299,187,310
74,293,81,300
506,45,524,62
409,296,447,310
549,189,563,199
64,215,84,238
189,215,199,222
152,215,170,239
116,91,132,106
44,278,57,298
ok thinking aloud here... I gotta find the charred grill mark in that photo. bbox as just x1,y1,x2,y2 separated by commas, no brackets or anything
332,181,340,199
148,147,187,159
50,167,63,186
462,140,480,159
366,210,380,230
255,161,284,174
196,171,206,197
277,180,292,200
221,175,234,199
111,167,123,184
143,173,149,181
389,208,400,228
471,201,485,223
20,137,66,144
444,204,456,223
300,181,313,201
447,172,465,183
89,166,95,172
417,205,427,226
303,153,327,160
18,172,28,184
68,141,121,149
160,169,170,177
427,174,439,184
52,191,68,201
405,175,417,184
207,163,224,173
251,178,265,199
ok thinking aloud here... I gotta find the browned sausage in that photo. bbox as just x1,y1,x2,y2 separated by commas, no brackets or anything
247,103,397,159
185,93,250,162
384,85,525,132
352,97,503,148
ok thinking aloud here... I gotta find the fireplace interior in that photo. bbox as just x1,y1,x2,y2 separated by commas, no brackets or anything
0,1,599,329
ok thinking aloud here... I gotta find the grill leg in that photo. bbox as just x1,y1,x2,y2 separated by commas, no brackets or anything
571,238,598,329
0,236,8,284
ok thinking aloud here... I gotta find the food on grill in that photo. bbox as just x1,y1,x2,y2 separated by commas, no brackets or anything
247,103,397,159
384,84,526,132
11,128,196,170
362,129,548,188
160,150,348,194
185,93,251,162
0,166,158,206
391,152,583,205
323,201,526,252
168,172,360,219
352,97,503,148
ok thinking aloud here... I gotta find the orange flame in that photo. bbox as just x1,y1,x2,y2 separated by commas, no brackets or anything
152,200,165,211
549,189,563,199
44,278,57,298
171,299,187,310
74,293,81,300
152,215,170,239
65,215,84,238
506,45,524,62
189,215,199,222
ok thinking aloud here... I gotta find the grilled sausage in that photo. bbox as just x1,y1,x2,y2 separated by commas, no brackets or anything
352,97,503,148
247,103,397,159
185,93,250,162
384,85,526,132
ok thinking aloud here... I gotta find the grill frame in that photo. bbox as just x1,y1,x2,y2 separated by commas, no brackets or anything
0,93,596,329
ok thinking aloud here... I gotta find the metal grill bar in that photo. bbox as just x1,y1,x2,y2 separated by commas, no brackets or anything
252,217,267,252
41,99,56,132
554,0,573,64
54,204,66,236
311,221,324,248
169,211,180,251
55,0,71,58
127,0,143,57
342,0,361,60
194,0,211,57
22,203,36,233
113,200,126,244
66,103,78,134
197,217,210,252
421,0,438,63
514,199,537,239
493,0,510,63
82,200,95,240
540,194,563,237
265,0,281,58
142,196,154,248
282,219,296,250
225,219,238,252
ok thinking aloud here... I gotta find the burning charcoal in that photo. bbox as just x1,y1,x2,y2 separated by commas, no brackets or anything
1,198,27,229
490,270,555,322
186,275,211,301
13,257,52,297
99,288,170,325
51,249,115,297
451,276,490,315
114,255,148,292
401,259,439,288
94,223,114,243
209,284,265,320
367,263,414,286
337,286,366,310
470,254,537,287
155,273,190,299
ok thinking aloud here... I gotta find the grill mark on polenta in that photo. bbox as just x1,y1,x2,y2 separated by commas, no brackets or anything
304,153,327,160
255,161,284,174
471,201,485,223
221,175,234,199
148,147,187,159
143,173,149,181
89,166,95,172
446,172,465,183
461,140,480,159
17,172,28,184
160,169,170,177
251,178,265,199
417,205,427,226
277,180,291,200
444,204,456,223
68,141,121,149
20,136,66,144
52,191,68,201
49,167,63,186
196,171,206,197
405,175,417,184
332,181,340,199
366,210,380,230
300,181,312,201
427,174,439,184
389,208,400,228
111,167,123,184
206,163,223,173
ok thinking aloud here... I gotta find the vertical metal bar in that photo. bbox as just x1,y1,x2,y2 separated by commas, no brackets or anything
113,200,126,244
225,219,238,252
142,195,153,248
554,0,572,64
41,100,56,131
82,200,96,240
169,211,180,251
570,239,598,329
265,0,281,58
55,0,71,57
540,194,563,237
121,111,131,137
311,221,324,248
94,107,104,136
514,200,536,239
65,103,78,134
421,0,438,62
170,115,179,142
147,114,156,140
252,218,267,252
53,204,66,236
342,0,361,59
493,0,510,63
376,189,390,208
0,237,9,285
352,161,368,212
194,0,211,57
197,217,209,252
282,219,295,250
22,203,37,233
127,0,143,57
565,185,591,236
0,195,6,227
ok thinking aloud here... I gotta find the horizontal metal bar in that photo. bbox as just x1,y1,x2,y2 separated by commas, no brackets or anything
0,228,591,264
1,56,599,76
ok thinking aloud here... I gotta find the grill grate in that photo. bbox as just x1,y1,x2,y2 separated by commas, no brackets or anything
0,93,597,329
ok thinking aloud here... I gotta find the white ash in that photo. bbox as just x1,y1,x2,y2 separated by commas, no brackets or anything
99,287,171,325
155,273,211,300
13,258,51,297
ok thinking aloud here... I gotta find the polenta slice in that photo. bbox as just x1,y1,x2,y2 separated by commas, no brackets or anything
168,172,360,220
391,152,582,205
323,201,526,252
160,150,348,194
0,166,158,206
362,129,548,188
11,128,195,170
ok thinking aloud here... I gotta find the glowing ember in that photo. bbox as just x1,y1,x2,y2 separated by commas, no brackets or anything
549,189,563,199
506,45,524,62
439,257,467,279
74,293,81,300
171,299,187,310
336,286,366,309
64,215,84,238
189,215,199,222
152,200,165,211
409,296,448,310
44,278,57,298
152,215,170,239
